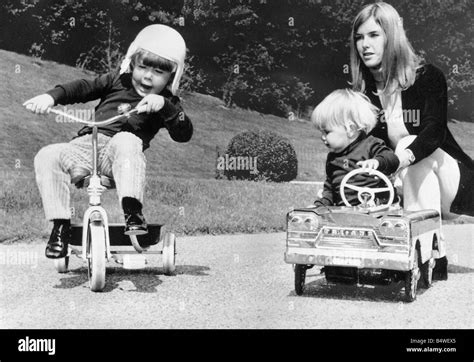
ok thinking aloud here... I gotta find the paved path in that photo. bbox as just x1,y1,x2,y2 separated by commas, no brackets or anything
0,225,472,329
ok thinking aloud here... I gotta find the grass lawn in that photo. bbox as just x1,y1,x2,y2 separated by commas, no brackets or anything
0,176,321,241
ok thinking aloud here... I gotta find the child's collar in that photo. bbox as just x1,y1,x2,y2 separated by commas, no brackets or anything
333,131,367,156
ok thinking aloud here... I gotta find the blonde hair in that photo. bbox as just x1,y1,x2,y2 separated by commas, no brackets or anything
130,48,177,73
311,89,379,133
350,2,420,95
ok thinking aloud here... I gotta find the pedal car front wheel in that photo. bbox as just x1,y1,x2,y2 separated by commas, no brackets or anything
294,264,307,295
404,249,420,302
162,232,176,275
88,221,106,292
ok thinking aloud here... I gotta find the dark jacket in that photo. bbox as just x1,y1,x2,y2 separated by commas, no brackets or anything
46,71,193,151
314,133,399,207
365,64,474,216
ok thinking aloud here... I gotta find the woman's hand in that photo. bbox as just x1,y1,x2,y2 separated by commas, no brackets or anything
137,94,165,114
357,159,380,170
23,94,54,114
396,148,414,169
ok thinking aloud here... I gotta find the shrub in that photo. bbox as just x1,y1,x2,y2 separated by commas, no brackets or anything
221,130,298,182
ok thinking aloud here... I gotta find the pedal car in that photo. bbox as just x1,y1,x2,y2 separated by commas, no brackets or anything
284,168,448,302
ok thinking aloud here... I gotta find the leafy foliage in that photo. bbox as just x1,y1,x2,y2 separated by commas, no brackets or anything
223,130,298,182
1,0,472,120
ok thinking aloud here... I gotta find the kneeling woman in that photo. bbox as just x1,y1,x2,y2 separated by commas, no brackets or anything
349,1,474,218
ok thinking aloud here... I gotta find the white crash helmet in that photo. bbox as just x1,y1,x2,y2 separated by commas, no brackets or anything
120,24,186,95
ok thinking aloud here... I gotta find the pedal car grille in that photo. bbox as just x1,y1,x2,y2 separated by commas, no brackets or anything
317,227,379,249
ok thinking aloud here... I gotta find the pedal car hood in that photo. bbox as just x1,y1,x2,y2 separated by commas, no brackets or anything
292,207,381,228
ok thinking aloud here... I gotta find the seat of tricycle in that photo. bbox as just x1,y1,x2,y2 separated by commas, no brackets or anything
69,223,162,247
73,174,116,189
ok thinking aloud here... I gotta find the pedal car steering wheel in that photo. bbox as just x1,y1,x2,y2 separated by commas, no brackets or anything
340,168,394,208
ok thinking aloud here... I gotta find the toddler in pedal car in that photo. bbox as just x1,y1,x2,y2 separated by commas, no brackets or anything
311,89,399,207
23,25,192,259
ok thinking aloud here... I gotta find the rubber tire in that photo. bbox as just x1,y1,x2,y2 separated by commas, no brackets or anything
420,257,435,288
405,249,420,302
54,257,69,273
162,232,176,275
88,222,106,292
294,264,306,296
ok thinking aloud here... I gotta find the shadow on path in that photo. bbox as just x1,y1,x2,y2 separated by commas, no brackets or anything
54,264,210,293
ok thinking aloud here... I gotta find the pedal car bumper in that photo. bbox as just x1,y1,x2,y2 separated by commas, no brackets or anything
284,247,410,271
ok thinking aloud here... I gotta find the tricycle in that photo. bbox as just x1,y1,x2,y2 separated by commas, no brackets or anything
46,105,176,292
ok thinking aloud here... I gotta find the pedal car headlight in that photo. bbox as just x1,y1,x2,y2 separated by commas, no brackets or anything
381,220,393,228
379,218,408,240
394,221,408,231
288,213,319,231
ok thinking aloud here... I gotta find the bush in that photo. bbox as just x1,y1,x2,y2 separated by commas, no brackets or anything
220,130,298,182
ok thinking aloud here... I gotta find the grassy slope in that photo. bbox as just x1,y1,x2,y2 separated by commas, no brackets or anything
0,49,324,181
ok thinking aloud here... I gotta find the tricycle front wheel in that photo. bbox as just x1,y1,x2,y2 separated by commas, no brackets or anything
88,221,106,292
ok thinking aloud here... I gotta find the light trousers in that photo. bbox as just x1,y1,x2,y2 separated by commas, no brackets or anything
34,132,146,220
395,135,460,219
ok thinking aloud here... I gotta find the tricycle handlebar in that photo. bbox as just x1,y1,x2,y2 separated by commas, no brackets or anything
47,105,144,126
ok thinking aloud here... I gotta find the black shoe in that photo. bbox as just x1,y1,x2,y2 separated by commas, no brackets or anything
433,256,448,281
124,212,148,235
46,221,71,259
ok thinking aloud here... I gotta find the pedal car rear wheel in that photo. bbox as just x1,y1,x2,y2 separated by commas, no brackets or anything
54,257,69,273
162,232,176,275
420,257,435,288
88,221,106,292
294,264,306,295
404,249,420,302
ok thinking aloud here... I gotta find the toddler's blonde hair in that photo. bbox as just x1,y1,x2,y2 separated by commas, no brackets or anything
311,89,379,133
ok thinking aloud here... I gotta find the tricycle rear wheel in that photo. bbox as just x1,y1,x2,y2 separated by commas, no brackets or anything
162,232,176,275
54,256,69,273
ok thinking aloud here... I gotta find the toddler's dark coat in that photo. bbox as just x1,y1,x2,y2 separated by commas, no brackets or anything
46,71,192,150
314,133,399,207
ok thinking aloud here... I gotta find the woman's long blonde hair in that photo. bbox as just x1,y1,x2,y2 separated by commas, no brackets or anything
350,2,421,95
